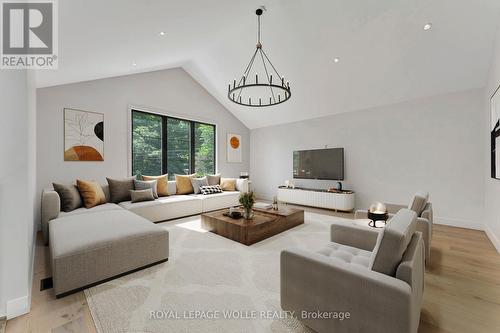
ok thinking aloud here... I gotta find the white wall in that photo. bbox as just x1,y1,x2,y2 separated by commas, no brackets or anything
36,68,250,217
251,89,485,230
0,70,36,318
484,27,500,252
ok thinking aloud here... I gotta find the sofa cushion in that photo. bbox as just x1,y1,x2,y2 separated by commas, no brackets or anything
370,209,417,276
77,180,107,208
175,174,196,194
119,195,203,222
142,174,169,197
317,243,371,268
134,179,158,198
49,209,169,295
58,203,123,219
191,176,209,194
408,191,429,215
106,177,135,203
52,183,82,212
195,191,240,212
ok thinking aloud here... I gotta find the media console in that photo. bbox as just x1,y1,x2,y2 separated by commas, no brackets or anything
277,186,355,212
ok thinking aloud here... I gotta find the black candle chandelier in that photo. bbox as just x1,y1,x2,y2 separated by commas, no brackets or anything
228,7,291,107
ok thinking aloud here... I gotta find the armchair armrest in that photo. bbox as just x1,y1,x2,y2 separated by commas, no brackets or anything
281,248,413,333
385,203,407,214
330,222,380,251
354,209,368,219
41,188,60,245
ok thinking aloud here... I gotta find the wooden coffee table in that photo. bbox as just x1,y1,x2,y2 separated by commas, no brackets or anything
201,206,304,245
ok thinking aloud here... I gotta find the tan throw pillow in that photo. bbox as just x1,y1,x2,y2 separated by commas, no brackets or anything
76,179,107,208
175,174,196,194
220,178,237,191
142,174,169,197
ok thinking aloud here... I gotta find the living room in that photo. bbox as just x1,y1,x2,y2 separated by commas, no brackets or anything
1,1,500,332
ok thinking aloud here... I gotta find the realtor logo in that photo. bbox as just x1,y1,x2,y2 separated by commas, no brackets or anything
1,0,58,69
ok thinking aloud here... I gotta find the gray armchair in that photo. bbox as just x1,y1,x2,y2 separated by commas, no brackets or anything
281,209,425,333
355,191,433,261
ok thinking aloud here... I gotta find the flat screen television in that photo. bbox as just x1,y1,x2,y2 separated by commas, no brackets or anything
293,148,344,180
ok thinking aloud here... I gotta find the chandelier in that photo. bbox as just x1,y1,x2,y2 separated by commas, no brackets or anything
228,7,291,107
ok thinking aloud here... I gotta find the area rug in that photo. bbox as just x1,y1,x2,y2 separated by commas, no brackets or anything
85,212,348,333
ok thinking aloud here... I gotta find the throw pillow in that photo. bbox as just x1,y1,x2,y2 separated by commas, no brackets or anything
130,189,155,203
134,179,158,199
207,174,221,186
52,183,82,212
220,178,237,191
191,176,209,194
106,177,135,203
142,174,169,197
175,174,196,194
200,185,223,195
76,179,107,208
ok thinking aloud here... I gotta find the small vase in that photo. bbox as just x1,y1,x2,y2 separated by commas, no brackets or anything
243,208,254,220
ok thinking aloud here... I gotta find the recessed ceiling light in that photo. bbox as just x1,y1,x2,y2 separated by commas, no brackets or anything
423,23,432,31
132,62,137,66
159,31,166,36
333,57,340,63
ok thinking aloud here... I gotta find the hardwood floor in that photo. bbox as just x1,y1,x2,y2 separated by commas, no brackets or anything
5,207,500,333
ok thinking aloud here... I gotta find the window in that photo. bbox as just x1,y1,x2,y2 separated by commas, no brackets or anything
131,110,216,178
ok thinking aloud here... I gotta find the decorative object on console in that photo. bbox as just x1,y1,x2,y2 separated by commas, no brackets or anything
227,7,291,107
76,179,107,208
134,179,158,199
141,174,169,196
64,108,104,161
175,174,196,194
227,133,242,163
239,191,255,219
130,189,155,203
336,181,342,191
367,202,389,228
491,83,500,179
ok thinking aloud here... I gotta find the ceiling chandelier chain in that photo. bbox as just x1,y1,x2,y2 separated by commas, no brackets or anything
228,8,291,107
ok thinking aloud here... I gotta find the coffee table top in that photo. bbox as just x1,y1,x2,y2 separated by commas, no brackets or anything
252,205,303,217
202,206,304,228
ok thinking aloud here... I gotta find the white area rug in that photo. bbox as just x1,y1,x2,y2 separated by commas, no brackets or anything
85,212,349,333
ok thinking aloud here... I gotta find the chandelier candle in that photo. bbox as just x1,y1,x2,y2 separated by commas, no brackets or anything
228,8,291,107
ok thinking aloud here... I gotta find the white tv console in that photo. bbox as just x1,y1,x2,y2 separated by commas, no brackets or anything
277,186,355,212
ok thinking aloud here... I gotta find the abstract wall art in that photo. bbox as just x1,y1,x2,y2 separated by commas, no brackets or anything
64,108,104,161
227,133,242,163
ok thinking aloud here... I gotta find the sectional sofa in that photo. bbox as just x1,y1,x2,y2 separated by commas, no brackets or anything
41,178,248,297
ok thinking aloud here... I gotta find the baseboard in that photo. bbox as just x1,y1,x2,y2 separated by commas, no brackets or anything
6,295,30,319
485,226,500,253
434,216,484,231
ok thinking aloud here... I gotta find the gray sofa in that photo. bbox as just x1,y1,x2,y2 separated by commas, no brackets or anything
281,209,425,333
41,178,248,297
355,191,433,260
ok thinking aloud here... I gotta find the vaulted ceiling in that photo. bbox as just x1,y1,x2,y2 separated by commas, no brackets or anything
36,0,500,128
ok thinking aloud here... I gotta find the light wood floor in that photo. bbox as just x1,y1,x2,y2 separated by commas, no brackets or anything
5,207,500,333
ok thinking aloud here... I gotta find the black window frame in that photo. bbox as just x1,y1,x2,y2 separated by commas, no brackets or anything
131,109,216,177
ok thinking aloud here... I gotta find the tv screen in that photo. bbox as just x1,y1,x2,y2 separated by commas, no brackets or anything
293,148,344,180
